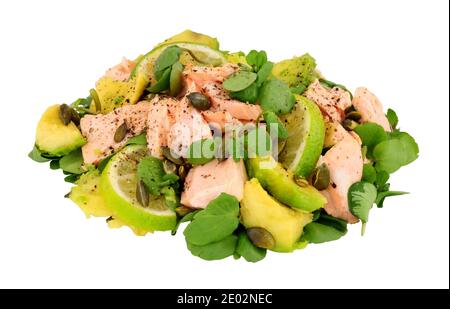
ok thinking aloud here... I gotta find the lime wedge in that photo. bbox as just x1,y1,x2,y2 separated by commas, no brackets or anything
100,145,176,232
279,95,325,177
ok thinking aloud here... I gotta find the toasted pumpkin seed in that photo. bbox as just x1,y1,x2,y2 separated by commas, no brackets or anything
70,108,81,126
187,92,211,111
89,88,101,112
163,160,177,175
247,227,275,249
114,122,128,143
59,104,72,125
310,163,330,190
161,146,184,165
136,180,149,208
345,111,362,121
178,165,190,181
175,206,193,217
343,119,359,131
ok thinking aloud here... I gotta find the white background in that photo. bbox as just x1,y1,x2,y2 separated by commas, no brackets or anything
0,0,448,289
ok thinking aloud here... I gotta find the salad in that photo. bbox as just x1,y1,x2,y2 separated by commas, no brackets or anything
29,30,419,262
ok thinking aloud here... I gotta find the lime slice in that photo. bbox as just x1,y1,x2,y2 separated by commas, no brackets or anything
131,42,227,81
279,95,325,177
100,145,176,232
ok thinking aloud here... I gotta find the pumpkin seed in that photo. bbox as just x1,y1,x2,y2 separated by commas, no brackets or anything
178,165,190,181
247,227,275,249
161,146,184,164
136,180,149,208
175,206,193,217
310,163,330,190
163,160,177,175
343,119,359,131
89,88,102,112
59,104,72,125
114,122,128,143
70,108,81,126
187,92,211,111
345,111,362,121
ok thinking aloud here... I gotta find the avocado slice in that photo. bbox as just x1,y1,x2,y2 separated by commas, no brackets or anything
247,156,326,212
35,104,86,157
272,53,318,88
240,178,313,252
156,29,220,50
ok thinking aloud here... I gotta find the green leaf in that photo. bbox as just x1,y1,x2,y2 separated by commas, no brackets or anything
375,170,390,189
59,148,84,174
301,213,348,244
229,83,259,103
28,145,51,163
185,138,216,165
348,181,377,223
263,111,288,139
183,193,240,246
171,210,200,235
396,132,419,165
372,139,404,173
147,67,171,93
256,61,273,86
187,234,237,261
169,61,184,97
154,45,181,74
376,191,408,208
354,123,388,151
223,71,257,92
98,155,113,173
386,108,398,129
184,215,239,246
236,232,266,263
161,186,179,211
125,133,147,146
290,84,307,94
362,163,377,183
64,174,80,183
259,79,296,115
137,156,178,195
49,160,60,170
71,95,93,117
246,50,267,71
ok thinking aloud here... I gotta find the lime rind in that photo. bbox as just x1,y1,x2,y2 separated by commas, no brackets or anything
100,145,176,232
279,95,325,177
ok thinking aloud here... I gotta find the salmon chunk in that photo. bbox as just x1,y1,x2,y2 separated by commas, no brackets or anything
305,79,352,122
352,87,391,131
181,158,247,208
146,96,212,158
318,132,363,223
80,101,150,164
104,57,136,81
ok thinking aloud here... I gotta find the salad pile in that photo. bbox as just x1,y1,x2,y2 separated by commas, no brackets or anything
30,30,419,262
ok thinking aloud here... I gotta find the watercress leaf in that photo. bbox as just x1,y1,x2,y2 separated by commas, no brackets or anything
362,163,377,183
229,82,259,103
184,215,239,246
375,170,390,188
348,181,377,223
199,193,240,217
154,45,181,74
259,79,296,115
263,111,289,139
187,234,237,261
245,50,259,67
137,156,167,195
386,108,398,130
64,173,80,183
301,221,347,244
256,61,273,86
49,160,60,170
375,190,409,208
171,210,200,235
98,155,113,173
161,186,179,211
59,148,84,174
28,145,51,163
318,213,348,232
125,133,147,146
147,67,171,93
223,71,257,92
373,139,407,173
354,123,388,150
236,232,266,263
396,132,419,165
